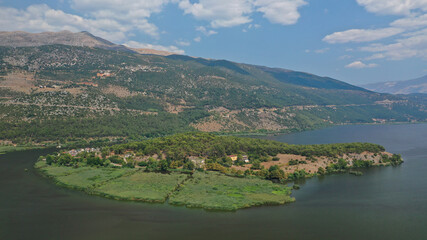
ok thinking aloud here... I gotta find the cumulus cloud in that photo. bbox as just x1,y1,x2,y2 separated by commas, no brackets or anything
1,0,308,50
323,1,427,62
391,13,427,29
124,40,185,54
254,0,307,25
361,30,427,60
356,0,427,15
179,0,307,28
323,28,404,43
0,4,128,42
70,0,171,37
345,61,378,69
196,26,218,36
178,0,252,28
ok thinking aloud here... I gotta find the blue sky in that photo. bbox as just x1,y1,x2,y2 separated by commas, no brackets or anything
1,0,427,85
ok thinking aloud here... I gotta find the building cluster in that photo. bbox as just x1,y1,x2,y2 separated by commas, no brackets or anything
228,155,250,163
67,148,100,157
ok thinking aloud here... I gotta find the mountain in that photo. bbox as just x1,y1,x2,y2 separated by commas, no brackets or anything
362,75,427,94
0,30,133,52
131,48,176,56
0,31,426,145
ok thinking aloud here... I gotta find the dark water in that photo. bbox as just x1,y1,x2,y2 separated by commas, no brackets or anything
1,124,426,240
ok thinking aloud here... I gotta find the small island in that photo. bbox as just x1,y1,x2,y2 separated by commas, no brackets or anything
35,132,403,211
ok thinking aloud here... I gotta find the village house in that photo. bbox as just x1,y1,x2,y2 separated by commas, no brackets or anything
228,155,238,161
67,147,100,157
96,71,111,77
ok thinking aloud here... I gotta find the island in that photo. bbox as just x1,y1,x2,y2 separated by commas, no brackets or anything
35,132,403,211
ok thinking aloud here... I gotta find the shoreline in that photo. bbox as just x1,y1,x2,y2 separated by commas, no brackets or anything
31,132,403,211
2,121,426,152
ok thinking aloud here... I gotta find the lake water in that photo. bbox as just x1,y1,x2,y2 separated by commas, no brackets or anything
1,123,426,240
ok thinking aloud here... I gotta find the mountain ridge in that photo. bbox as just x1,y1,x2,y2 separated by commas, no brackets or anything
362,75,427,94
0,31,426,144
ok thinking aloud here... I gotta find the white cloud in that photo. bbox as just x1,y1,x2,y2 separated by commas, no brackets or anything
356,0,427,15
178,0,306,28
71,0,171,37
0,4,128,42
196,26,218,36
175,40,191,46
124,40,185,54
323,1,427,62
194,36,201,42
323,27,403,43
254,0,307,25
345,61,378,69
360,30,427,60
321,1,427,62
248,24,261,29
391,13,427,29
179,0,252,28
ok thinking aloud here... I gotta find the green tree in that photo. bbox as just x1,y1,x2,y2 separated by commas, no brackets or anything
251,160,261,170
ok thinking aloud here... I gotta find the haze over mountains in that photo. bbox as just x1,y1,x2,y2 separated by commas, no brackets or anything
0,31,426,144
362,75,427,94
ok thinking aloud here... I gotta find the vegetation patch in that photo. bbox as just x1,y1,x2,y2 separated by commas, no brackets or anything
169,172,294,211
34,132,403,211
95,171,187,202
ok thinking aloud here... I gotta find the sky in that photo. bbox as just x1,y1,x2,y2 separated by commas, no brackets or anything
1,0,427,85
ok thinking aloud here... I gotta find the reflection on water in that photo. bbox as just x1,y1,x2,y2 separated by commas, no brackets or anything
1,123,426,240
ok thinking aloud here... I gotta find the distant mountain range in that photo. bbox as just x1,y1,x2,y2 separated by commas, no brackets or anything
0,30,176,56
0,30,426,144
362,75,427,94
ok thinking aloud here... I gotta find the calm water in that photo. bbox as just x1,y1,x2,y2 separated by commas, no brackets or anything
1,123,426,240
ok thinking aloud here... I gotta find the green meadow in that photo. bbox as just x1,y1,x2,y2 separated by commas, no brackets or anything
35,161,294,211
95,171,188,202
169,172,294,211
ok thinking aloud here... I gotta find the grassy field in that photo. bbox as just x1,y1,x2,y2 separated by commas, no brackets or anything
36,161,294,210
95,171,188,202
54,168,133,189
36,162,134,190
169,172,295,211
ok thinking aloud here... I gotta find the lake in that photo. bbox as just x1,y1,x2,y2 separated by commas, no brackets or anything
1,123,426,240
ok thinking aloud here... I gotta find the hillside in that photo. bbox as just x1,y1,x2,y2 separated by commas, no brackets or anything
362,75,427,94
0,31,426,145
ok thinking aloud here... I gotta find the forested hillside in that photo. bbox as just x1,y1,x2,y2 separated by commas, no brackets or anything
1,33,426,145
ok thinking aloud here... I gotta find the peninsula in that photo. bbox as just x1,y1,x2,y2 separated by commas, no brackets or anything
35,132,403,211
